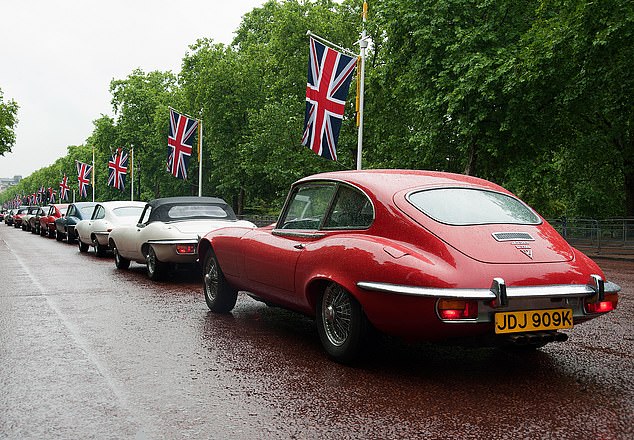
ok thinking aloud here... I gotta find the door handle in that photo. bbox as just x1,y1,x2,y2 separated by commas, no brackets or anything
294,244,305,249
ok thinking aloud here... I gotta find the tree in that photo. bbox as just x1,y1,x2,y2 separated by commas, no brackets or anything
0,88,19,156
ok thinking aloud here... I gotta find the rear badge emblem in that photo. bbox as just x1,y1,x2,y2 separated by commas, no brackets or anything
514,242,533,259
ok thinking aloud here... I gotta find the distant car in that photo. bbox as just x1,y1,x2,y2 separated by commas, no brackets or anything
109,196,256,280
4,208,16,226
13,206,33,229
54,202,98,243
76,201,146,256
0,210,5,221
38,204,68,238
29,207,46,234
198,170,621,362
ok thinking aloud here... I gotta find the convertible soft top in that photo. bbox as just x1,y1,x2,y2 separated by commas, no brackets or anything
146,196,236,223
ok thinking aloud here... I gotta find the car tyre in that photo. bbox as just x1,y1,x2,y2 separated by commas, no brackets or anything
113,244,130,270
78,240,89,253
94,239,108,257
146,246,167,281
317,283,368,363
203,251,237,313
55,231,63,241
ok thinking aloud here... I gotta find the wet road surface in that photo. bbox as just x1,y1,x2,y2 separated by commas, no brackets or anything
0,225,632,439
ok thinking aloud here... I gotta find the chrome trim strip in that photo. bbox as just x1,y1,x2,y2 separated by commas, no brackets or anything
147,239,198,245
272,230,326,239
93,231,110,236
357,280,620,299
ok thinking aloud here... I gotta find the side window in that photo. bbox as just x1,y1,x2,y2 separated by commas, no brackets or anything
92,206,105,220
323,185,374,229
140,206,152,225
67,206,75,217
278,184,336,230
48,206,55,216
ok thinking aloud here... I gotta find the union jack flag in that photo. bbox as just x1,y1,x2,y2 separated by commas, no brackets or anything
167,108,198,180
302,37,357,161
48,187,56,203
76,161,92,198
108,148,129,190
59,174,69,201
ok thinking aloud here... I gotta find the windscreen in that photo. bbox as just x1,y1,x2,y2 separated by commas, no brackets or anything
113,206,145,217
408,188,541,226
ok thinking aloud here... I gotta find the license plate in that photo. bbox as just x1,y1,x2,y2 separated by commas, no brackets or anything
494,308,573,334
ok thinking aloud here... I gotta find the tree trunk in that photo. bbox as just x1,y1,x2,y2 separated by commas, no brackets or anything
625,163,634,217
464,141,478,176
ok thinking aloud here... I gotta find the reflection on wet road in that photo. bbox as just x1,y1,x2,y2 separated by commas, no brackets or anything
1,226,632,439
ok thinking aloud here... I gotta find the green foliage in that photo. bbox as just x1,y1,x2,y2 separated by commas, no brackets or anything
0,88,19,156
2,0,632,218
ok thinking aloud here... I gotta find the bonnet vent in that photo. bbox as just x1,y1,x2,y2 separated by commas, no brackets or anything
492,232,534,242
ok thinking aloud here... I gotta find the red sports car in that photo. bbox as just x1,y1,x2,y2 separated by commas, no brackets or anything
198,170,620,362
38,204,68,238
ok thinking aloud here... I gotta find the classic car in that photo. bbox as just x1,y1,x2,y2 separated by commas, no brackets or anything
109,196,256,280
4,208,16,226
38,204,68,238
28,206,46,234
54,202,98,243
14,206,37,230
198,169,620,362
0,210,5,221
76,201,146,256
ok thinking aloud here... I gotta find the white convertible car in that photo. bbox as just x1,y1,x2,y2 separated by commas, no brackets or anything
108,196,255,280
76,201,146,256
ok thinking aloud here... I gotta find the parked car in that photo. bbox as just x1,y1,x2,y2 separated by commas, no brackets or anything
109,196,256,280
4,208,16,226
0,210,5,221
13,206,33,229
198,170,620,362
29,206,47,234
54,202,98,243
38,204,69,238
76,201,146,256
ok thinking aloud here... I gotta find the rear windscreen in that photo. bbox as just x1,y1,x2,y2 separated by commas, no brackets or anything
407,188,541,226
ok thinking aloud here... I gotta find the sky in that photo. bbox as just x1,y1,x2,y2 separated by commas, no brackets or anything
0,0,267,179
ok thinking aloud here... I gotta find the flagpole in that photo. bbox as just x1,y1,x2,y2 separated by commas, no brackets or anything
130,145,134,201
198,119,203,197
92,146,95,202
356,1,368,170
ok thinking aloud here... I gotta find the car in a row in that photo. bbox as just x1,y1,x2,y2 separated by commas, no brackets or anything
4,170,622,363
69,197,256,280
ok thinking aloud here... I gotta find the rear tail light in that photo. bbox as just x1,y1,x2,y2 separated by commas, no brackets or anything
437,299,478,320
176,244,196,255
584,293,618,314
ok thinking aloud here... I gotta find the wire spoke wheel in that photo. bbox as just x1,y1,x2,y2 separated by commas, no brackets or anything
317,283,368,363
204,255,219,303
203,251,237,313
322,284,353,347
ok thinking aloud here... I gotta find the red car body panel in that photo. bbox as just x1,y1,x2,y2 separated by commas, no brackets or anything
199,170,618,342
39,204,68,236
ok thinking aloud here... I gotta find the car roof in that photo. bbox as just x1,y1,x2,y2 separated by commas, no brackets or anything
147,196,227,209
95,200,146,209
296,169,508,197
70,202,98,208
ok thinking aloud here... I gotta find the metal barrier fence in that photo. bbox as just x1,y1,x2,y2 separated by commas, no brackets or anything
547,218,634,256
